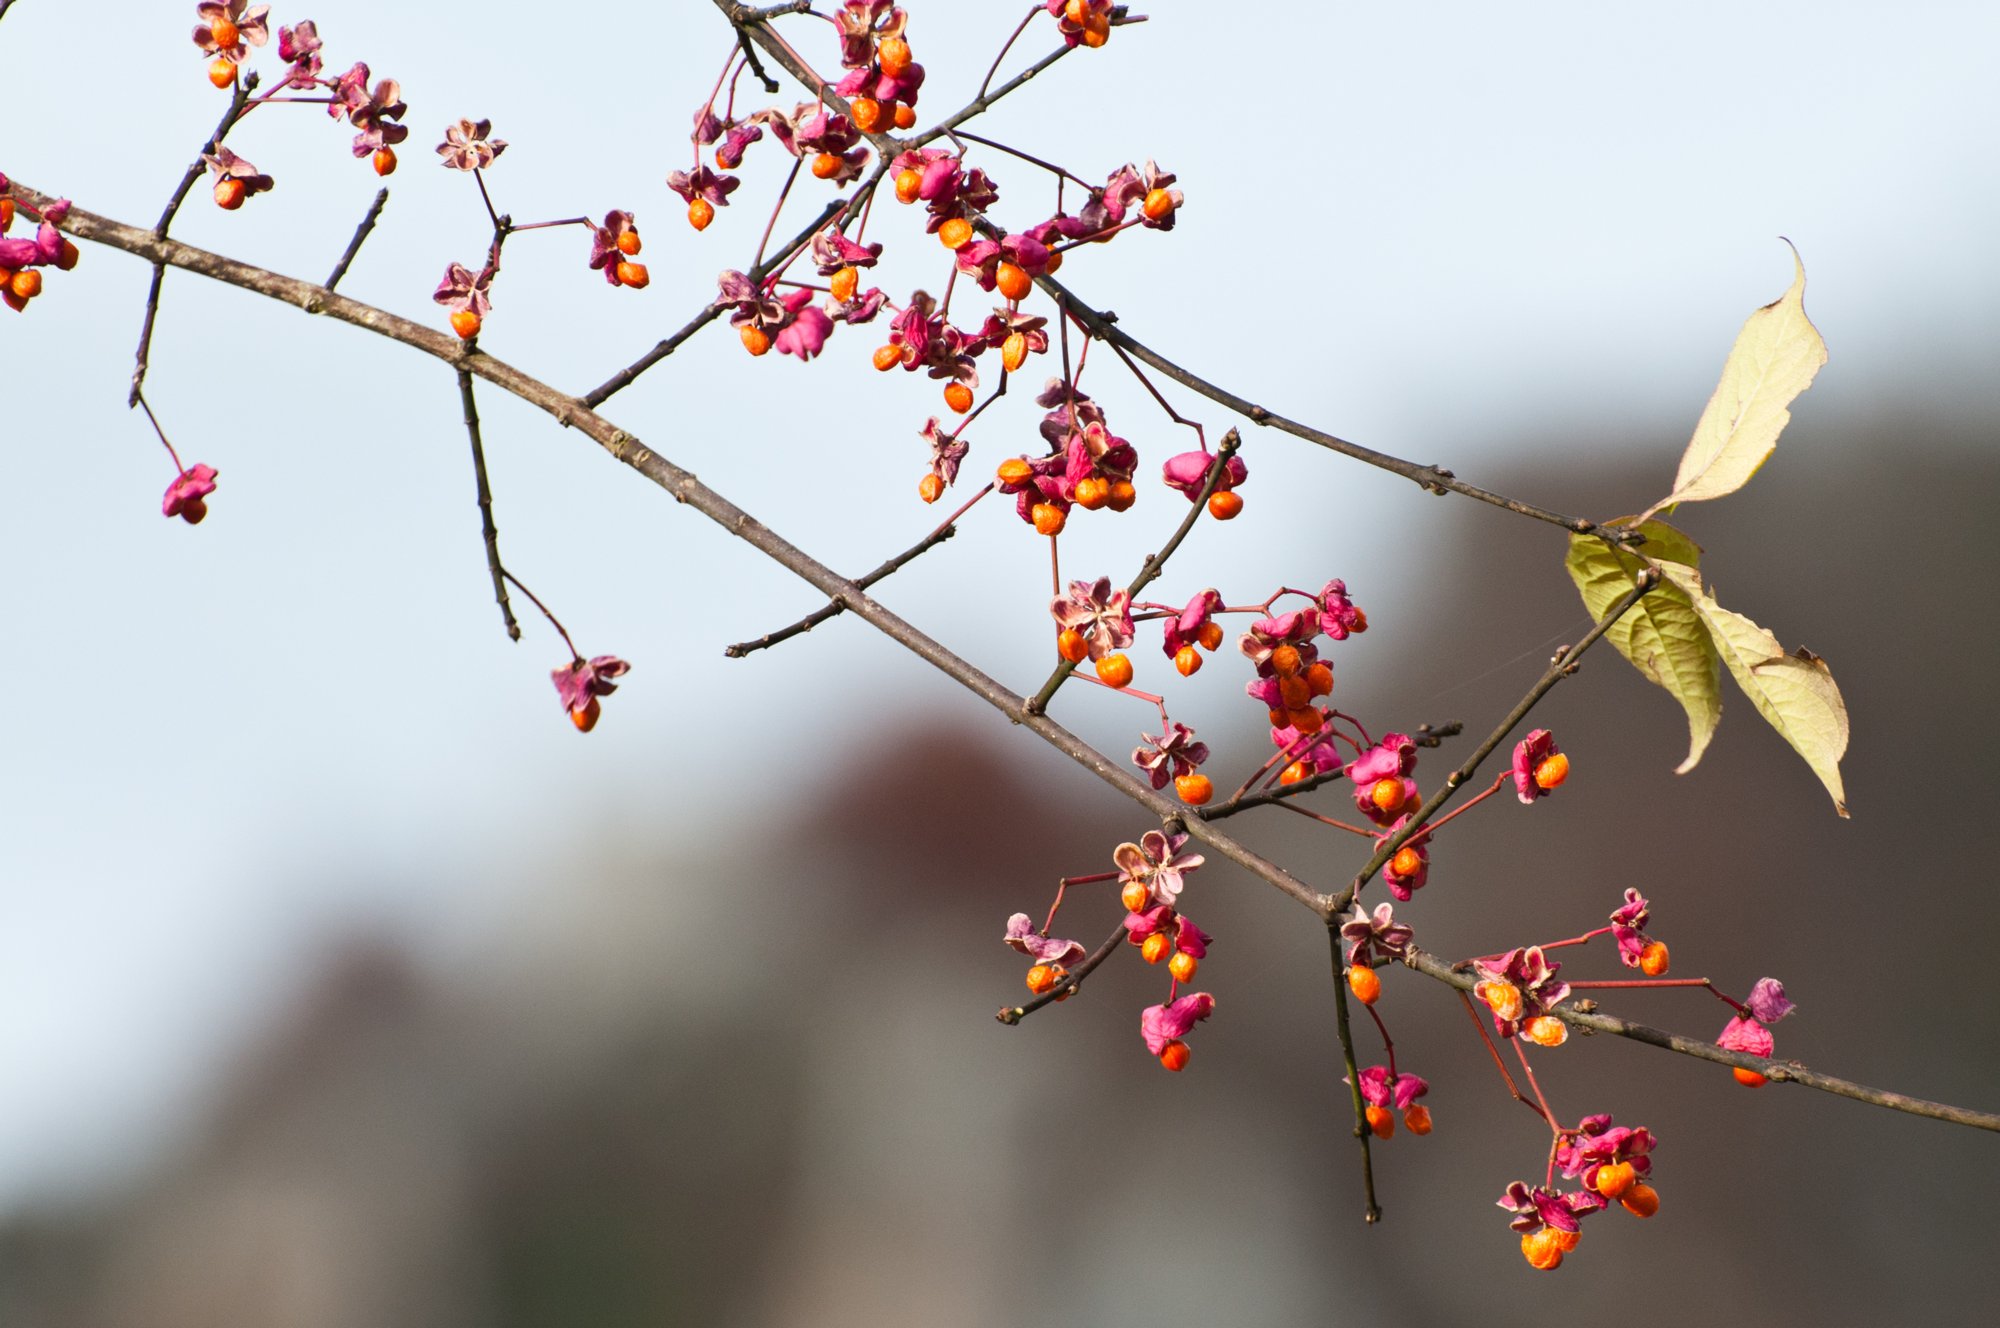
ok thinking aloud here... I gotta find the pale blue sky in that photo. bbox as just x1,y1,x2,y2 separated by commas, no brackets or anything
0,0,1995,1207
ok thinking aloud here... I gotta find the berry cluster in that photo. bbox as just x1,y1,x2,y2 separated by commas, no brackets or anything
0,186,80,315
17,0,1856,1256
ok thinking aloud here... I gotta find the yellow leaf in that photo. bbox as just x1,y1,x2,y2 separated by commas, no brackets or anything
1655,564,1849,817
1566,522,1721,774
1640,244,1827,521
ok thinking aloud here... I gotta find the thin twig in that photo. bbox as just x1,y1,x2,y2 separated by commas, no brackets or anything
1038,270,1638,544
1330,920,1382,1223
1459,990,1554,1125
152,77,256,240
995,919,1127,1024
130,77,254,406
31,181,1996,1137
324,187,390,292
724,0,810,93
950,129,1093,189
974,5,1041,103
1206,766,1349,817
581,191,853,408
1414,950,2000,1132
458,370,519,641
724,483,991,657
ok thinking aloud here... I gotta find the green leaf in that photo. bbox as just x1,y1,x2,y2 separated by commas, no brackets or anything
1566,520,1721,774
1642,244,1828,520
1655,564,1849,817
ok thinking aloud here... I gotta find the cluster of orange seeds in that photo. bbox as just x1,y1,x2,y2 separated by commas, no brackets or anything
1520,1226,1581,1271
847,95,916,136
0,203,79,314
1172,617,1227,678
611,227,648,289
1364,1102,1433,1140
1062,0,1114,48
1521,1184,1659,1271
1261,644,1337,738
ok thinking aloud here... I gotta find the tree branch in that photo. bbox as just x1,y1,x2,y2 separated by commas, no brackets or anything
324,187,390,292
1409,949,2000,1132
1331,920,1383,1223
23,178,1993,1136
457,369,519,641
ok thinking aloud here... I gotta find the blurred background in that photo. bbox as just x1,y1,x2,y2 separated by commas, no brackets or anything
2,1,1997,1322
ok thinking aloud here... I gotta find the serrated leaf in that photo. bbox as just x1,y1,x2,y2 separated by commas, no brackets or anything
1642,245,1827,520
1655,564,1849,817
1566,521,1721,774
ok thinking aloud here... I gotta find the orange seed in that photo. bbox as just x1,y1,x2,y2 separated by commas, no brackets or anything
1175,773,1213,806
995,260,1032,301
938,216,974,249
1002,330,1029,372
1620,1183,1660,1218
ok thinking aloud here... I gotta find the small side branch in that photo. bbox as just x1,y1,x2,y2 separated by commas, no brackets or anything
130,77,256,406
996,919,1126,1024
1035,268,1639,546
1330,920,1383,1224
324,188,390,292
581,192,851,408
1413,949,2000,1132
724,483,989,658
458,370,520,641
724,0,811,93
